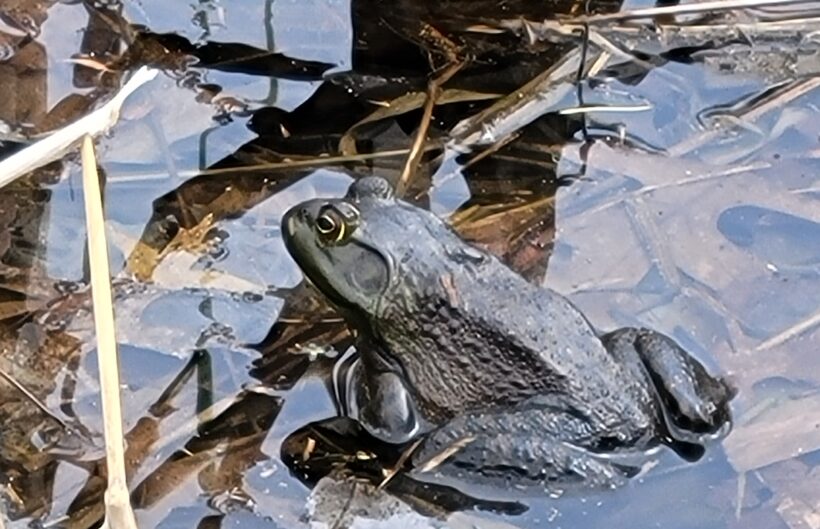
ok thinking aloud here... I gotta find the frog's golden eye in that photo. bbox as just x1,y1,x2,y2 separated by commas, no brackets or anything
316,213,337,235
315,204,358,244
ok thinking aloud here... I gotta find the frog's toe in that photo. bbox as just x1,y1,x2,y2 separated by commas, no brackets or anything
634,329,734,438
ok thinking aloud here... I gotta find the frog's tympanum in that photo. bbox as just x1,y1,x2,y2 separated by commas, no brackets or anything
282,176,734,492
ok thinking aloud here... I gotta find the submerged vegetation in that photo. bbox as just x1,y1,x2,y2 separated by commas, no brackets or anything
0,0,818,528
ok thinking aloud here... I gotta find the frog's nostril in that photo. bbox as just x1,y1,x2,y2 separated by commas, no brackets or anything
297,207,310,221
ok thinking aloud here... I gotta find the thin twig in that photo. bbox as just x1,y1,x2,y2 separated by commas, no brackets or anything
397,61,463,197
0,368,68,429
668,76,820,157
378,438,424,489
458,132,521,171
81,136,138,529
576,21,590,140
107,146,443,183
561,0,815,24
755,307,820,352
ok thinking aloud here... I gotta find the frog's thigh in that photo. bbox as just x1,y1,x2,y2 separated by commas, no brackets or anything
603,328,733,435
411,407,636,490
355,369,420,444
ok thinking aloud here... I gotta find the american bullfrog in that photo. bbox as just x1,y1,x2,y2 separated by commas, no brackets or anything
282,176,733,490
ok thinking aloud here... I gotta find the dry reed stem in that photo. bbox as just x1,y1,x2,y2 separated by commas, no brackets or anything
81,136,138,529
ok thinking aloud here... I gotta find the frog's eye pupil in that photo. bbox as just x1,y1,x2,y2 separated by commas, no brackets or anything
315,204,358,244
316,215,336,234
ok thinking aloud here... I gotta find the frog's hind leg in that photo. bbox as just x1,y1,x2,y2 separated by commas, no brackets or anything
409,406,640,493
601,328,735,452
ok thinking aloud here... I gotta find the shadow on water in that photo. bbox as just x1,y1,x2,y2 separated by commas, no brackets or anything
0,0,819,528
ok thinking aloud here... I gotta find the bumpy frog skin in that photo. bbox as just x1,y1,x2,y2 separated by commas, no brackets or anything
282,176,733,490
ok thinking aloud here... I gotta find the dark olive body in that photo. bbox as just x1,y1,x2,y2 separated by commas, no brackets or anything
282,176,733,491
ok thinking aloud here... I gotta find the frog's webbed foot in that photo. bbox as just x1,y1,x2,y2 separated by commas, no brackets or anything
409,406,640,493
602,328,734,452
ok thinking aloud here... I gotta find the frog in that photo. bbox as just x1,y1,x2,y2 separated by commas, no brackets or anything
282,176,734,491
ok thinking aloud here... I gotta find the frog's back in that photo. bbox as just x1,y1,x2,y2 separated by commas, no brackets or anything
374,227,654,432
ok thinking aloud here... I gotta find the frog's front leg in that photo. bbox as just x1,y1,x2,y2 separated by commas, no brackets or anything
601,328,734,446
408,403,640,492
342,357,423,445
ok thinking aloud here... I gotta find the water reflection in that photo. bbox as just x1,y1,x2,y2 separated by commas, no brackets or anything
0,0,818,528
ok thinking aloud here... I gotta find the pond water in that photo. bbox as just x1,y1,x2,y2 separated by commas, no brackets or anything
0,1,818,528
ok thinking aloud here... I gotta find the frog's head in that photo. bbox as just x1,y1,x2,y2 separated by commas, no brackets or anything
282,176,433,319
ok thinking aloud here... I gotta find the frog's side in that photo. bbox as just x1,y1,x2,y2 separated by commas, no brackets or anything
282,176,733,489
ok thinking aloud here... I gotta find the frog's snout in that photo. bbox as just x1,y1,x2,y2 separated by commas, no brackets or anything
292,205,312,223
283,204,310,230
283,202,321,242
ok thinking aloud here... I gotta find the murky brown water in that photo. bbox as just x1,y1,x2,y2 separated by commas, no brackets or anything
0,1,818,528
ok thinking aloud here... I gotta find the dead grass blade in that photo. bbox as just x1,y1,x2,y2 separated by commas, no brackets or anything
378,438,424,490
108,147,443,183
561,0,814,24
415,436,475,473
338,89,500,156
397,61,464,196
668,77,820,157
0,67,157,189
81,136,138,529
449,47,602,149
